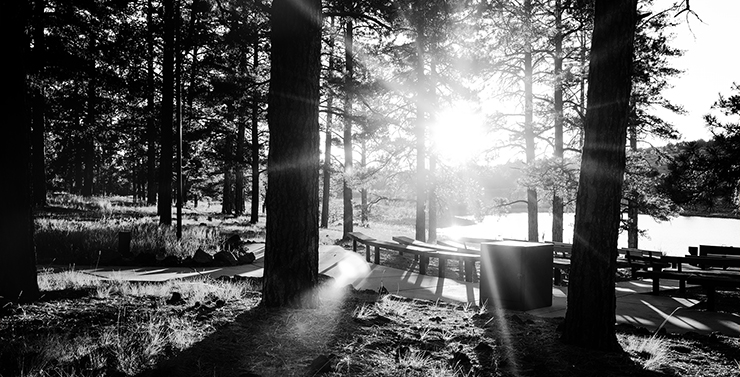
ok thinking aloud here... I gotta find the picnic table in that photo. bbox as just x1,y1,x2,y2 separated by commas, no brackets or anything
636,254,740,311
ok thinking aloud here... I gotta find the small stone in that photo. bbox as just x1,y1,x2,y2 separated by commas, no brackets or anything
193,248,213,264
306,354,335,375
162,255,181,267
237,252,256,264
166,292,184,305
181,256,194,266
451,351,473,374
134,252,157,266
214,251,238,266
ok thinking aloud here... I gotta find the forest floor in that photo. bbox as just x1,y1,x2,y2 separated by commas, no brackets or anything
1,195,738,376
1,272,738,377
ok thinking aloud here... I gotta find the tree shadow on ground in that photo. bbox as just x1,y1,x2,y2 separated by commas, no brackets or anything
137,281,371,377
471,312,670,377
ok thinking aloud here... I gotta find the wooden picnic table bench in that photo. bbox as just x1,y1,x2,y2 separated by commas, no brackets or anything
348,232,375,252
364,239,439,275
635,255,740,311
393,236,481,282
698,245,740,258
347,232,457,278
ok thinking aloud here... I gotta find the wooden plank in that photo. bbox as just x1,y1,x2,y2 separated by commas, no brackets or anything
699,245,740,258
662,255,740,269
347,232,375,252
438,239,480,252
392,236,459,252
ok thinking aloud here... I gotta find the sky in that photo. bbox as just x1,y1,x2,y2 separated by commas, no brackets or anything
651,0,740,144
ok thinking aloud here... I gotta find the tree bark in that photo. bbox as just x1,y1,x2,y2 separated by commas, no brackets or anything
250,36,261,224
524,0,538,242
563,0,637,351
82,37,96,197
175,0,183,237
627,117,639,248
31,0,47,207
159,0,175,225
1,0,40,303
321,17,336,229
342,18,354,239
235,120,246,215
428,154,438,242
262,0,322,308
360,137,369,224
414,13,426,242
222,133,234,214
74,134,83,193
146,0,157,205
31,89,47,207
552,0,564,243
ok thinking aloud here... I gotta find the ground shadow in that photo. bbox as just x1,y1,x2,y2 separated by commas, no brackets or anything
136,283,369,377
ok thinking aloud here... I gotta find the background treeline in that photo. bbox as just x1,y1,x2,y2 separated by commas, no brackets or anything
26,0,739,236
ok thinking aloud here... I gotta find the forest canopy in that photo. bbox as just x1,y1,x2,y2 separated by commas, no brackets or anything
25,0,738,233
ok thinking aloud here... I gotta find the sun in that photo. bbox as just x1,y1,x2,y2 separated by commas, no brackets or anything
430,102,488,165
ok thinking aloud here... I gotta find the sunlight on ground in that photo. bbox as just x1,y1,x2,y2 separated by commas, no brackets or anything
479,257,522,377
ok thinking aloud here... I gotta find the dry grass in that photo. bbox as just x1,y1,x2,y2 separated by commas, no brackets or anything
34,217,224,265
12,195,739,376
621,334,670,370
2,269,739,376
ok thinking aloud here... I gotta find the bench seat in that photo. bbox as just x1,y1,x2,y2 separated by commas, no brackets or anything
393,236,480,281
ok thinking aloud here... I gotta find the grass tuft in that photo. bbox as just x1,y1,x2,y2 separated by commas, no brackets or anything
621,334,670,370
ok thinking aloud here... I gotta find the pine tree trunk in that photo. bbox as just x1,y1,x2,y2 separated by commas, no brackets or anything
627,119,639,248
524,0,538,242
146,0,157,205
82,42,96,197
563,0,637,351
82,138,95,196
428,154,437,243
31,0,47,208
1,1,40,303
235,121,246,215
360,138,368,224
414,16,426,242
321,93,334,228
262,0,322,308
249,91,260,224
321,17,336,229
552,0,564,243
31,90,47,207
159,0,175,225
250,47,261,224
342,18,354,239
222,133,234,214
74,135,84,193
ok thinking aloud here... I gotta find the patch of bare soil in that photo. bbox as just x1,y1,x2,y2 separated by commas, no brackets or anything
1,277,738,377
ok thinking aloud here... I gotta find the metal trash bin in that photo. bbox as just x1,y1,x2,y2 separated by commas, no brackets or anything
479,240,553,310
